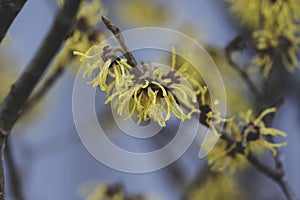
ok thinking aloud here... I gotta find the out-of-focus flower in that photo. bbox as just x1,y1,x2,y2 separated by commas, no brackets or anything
206,46,252,115
206,140,248,173
225,0,261,28
252,26,300,76
187,172,244,200
225,0,300,29
114,0,169,27
79,183,145,200
53,0,106,70
205,107,286,173
197,86,227,136
238,108,287,155
226,0,300,76
0,56,17,103
205,118,247,173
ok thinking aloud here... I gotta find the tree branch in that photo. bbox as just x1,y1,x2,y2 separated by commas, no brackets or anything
0,0,27,43
225,36,263,101
0,0,80,199
221,128,297,200
101,16,138,68
5,140,24,200
224,35,297,200
22,66,66,115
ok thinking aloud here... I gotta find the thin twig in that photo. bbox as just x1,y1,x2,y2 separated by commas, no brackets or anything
222,127,296,200
225,36,297,199
225,36,263,100
5,139,25,200
247,152,280,179
0,0,27,43
22,66,65,114
0,0,80,199
263,100,297,200
101,16,138,68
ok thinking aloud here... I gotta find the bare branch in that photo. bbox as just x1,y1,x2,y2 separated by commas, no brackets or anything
224,35,297,200
102,16,138,68
22,66,66,115
225,36,263,100
0,0,27,43
0,0,81,199
5,140,25,200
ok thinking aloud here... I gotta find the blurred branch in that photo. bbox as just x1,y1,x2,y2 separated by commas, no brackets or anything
262,99,296,200
22,66,66,114
225,36,263,100
5,140,24,200
0,0,27,43
0,0,80,199
189,108,297,200
224,35,297,199
181,165,209,200
102,16,138,68
223,128,296,200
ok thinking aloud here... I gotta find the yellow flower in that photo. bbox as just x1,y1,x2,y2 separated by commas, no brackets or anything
226,0,300,76
53,0,106,70
239,108,287,155
207,141,248,174
187,172,244,200
225,0,262,28
197,86,227,136
79,182,143,200
114,0,169,27
0,66,16,104
204,118,248,173
226,0,300,29
106,62,200,127
252,27,300,76
76,45,131,94
78,47,204,127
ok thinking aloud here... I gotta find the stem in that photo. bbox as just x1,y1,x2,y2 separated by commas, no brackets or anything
101,16,138,68
0,0,27,43
0,0,80,199
225,37,263,101
225,36,297,199
5,140,25,200
0,138,4,200
22,66,65,115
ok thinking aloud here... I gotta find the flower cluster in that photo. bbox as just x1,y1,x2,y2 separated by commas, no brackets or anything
226,0,300,29
205,118,247,174
0,61,16,104
187,172,244,200
252,26,300,76
79,183,144,200
237,107,287,155
226,0,300,76
52,0,105,70
114,0,169,27
78,46,204,127
206,107,286,173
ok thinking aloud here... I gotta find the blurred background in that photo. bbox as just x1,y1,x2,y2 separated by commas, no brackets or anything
1,0,299,199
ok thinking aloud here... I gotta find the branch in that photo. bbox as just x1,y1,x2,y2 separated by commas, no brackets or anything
0,0,27,43
224,36,297,199
220,126,297,200
5,140,24,200
225,36,263,100
263,99,297,200
101,16,138,68
0,0,80,199
22,66,66,115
